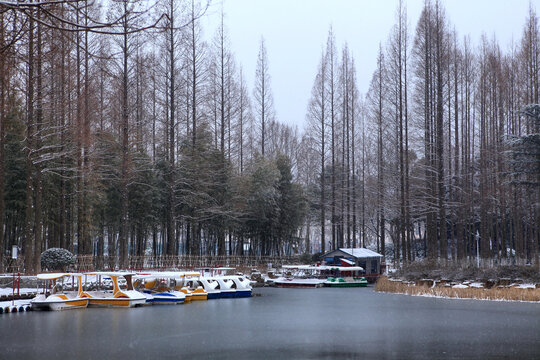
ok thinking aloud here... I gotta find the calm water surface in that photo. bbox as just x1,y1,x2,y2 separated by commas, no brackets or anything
1,287,539,359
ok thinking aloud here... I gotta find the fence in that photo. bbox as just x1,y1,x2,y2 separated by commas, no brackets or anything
74,255,302,272
2,257,25,274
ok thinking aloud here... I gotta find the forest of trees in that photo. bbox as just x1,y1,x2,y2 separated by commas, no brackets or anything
0,0,538,273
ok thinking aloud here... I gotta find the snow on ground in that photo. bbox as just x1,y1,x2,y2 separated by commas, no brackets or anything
469,282,484,288
0,287,36,312
379,290,540,303
0,287,36,297
516,283,536,289
452,284,468,289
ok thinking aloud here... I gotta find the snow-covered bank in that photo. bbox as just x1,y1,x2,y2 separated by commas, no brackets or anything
0,288,35,314
375,276,540,302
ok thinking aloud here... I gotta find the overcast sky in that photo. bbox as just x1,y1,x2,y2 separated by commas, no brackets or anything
202,0,535,130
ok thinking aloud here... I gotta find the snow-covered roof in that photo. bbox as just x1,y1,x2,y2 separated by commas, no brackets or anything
339,248,383,258
340,258,355,265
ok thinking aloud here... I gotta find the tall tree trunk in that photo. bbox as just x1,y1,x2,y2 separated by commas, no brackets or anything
24,13,35,274
0,14,6,270
191,0,197,148
329,38,336,251
166,0,176,256
377,47,385,259
119,2,130,269
435,2,447,263
34,13,43,272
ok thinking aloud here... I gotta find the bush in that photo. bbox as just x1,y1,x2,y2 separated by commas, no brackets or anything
299,253,313,264
40,248,75,271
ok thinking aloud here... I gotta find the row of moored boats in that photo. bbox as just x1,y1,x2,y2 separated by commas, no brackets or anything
31,271,252,311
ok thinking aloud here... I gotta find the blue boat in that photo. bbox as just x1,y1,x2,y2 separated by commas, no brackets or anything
135,273,187,305
206,276,253,298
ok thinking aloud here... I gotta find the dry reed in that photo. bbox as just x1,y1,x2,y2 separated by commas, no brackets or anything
374,276,540,302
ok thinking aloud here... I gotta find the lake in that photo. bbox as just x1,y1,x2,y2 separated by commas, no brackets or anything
1,287,539,359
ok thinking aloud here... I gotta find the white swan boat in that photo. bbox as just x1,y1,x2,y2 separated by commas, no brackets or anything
222,275,252,298
31,273,90,311
184,273,219,299
205,275,253,298
207,277,236,298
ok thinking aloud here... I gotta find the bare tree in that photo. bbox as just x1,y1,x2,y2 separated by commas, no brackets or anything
325,28,338,250
253,37,275,157
306,50,327,253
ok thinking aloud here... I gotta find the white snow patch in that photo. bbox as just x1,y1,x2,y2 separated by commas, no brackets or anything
377,291,539,303
452,284,468,289
516,283,536,289
469,282,484,288
0,288,37,297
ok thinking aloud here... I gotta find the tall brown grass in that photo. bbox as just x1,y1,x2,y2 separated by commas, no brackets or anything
374,276,540,302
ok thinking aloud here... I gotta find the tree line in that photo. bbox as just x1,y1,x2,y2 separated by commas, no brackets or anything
0,0,538,273
0,0,306,273
307,1,540,265
305,0,539,267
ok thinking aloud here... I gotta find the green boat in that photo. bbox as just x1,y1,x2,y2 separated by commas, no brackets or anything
324,277,368,287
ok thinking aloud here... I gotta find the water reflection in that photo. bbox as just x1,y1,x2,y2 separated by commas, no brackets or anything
1,288,539,359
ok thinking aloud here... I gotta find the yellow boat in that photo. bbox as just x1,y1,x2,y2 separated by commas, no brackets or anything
31,273,90,311
85,272,146,308
179,272,209,301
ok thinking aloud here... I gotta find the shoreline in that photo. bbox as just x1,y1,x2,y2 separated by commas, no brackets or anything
374,276,540,303
376,290,540,304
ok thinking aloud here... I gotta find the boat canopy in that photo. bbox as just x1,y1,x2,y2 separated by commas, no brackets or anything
85,272,137,292
37,273,83,280
181,272,201,277
328,266,364,272
85,271,136,277
136,271,198,278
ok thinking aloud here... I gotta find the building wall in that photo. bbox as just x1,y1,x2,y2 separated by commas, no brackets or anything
322,250,381,275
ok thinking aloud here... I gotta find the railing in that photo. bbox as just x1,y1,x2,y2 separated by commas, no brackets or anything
75,255,302,272
2,257,25,274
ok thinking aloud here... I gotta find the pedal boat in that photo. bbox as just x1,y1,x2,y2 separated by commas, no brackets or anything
85,272,146,308
135,272,186,305
324,276,368,287
31,273,90,311
206,277,236,298
222,275,253,298
177,286,193,303
183,272,213,300
322,266,368,287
